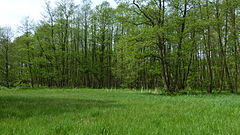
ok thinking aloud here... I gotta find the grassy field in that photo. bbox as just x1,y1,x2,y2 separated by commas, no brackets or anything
0,88,240,135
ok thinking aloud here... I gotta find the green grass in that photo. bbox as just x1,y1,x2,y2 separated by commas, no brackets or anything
0,88,240,135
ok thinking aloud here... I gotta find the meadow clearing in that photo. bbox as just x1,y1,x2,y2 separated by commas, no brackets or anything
0,88,240,135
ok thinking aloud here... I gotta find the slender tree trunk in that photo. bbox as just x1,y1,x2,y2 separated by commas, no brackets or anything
206,0,213,93
223,0,234,91
4,41,9,88
230,3,238,93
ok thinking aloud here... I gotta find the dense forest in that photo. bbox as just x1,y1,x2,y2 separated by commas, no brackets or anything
0,0,239,93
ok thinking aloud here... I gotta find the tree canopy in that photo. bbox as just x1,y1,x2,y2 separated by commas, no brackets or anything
0,0,240,93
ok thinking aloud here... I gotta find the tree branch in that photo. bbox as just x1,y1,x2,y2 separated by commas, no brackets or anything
133,0,155,26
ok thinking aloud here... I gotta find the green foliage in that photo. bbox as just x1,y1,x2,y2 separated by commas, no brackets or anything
0,0,240,92
0,85,8,90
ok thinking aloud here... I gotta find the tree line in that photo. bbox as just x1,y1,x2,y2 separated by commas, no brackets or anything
0,0,239,93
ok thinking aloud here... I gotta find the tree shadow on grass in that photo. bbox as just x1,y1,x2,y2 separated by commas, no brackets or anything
0,96,120,120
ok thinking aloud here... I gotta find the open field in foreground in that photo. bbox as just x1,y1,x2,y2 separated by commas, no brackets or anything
0,89,240,135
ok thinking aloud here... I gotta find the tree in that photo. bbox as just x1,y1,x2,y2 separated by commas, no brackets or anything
0,27,13,87
1,0,239,93
18,17,35,87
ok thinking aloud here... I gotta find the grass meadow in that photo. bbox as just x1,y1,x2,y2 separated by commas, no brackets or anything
0,88,240,135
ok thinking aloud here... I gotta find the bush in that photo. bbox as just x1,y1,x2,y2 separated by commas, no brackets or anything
13,80,31,89
0,85,8,90
16,83,31,89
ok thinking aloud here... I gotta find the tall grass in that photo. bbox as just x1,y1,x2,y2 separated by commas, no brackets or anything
0,89,240,135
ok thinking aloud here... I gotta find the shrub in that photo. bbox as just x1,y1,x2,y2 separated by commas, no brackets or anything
0,85,8,90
